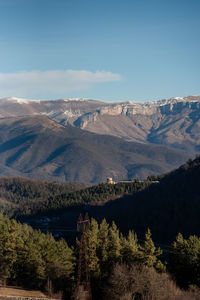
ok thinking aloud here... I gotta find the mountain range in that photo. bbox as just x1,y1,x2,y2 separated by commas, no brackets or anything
1,95,200,153
0,95,200,183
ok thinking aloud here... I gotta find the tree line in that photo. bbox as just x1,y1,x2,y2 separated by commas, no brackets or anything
0,214,200,299
0,177,150,216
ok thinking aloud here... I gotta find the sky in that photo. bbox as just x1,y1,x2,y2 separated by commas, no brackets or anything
0,0,200,101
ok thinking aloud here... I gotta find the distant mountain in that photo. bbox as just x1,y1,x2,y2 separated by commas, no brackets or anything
0,97,104,122
0,96,200,153
0,115,188,183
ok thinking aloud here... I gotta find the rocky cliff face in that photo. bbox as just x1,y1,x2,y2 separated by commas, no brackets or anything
0,96,200,153
74,96,200,124
71,96,200,153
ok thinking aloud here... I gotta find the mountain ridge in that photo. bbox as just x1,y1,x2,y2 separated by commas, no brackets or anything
1,95,200,153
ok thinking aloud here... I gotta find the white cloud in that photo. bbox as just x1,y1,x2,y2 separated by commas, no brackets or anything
0,70,121,99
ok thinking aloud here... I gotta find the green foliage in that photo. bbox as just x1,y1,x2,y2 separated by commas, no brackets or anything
1,212,200,298
0,177,84,215
97,218,109,278
120,230,138,265
139,228,164,272
0,214,75,292
85,219,164,283
87,219,100,277
168,233,200,288
107,221,121,264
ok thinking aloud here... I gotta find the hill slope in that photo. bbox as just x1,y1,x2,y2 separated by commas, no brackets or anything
0,176,149,216
87,156,200,243
0,115,188,183
13,156,200,245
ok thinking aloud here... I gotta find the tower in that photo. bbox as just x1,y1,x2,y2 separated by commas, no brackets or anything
74,213,92,300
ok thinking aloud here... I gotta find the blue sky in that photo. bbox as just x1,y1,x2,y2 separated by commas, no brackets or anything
0,0,200,101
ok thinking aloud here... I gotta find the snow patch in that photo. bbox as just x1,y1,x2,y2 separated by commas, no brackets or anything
3,97,41,104
174,97,184,100
64,110,81,117
62,98,90,102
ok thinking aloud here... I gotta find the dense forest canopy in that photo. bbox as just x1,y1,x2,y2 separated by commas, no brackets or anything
0,176,149,216
0,214,200,299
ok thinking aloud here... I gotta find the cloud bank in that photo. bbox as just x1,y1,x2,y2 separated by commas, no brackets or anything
0,70,121,99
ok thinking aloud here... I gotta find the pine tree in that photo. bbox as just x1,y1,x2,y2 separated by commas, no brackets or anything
15,229,46,288
168,233,200,288
120,230,139,265
140,228,164,271
87,218,100,277
107,221,121,265
97,218,109,277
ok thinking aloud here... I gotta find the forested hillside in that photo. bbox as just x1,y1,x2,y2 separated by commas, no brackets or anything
6,156,199,247
0,176,150,221
1,156,200,245
104,155,200,243
0,176,85,214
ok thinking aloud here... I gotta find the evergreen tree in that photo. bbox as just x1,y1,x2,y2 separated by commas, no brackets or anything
97,219,109,277
120,230,139,265
168,233,200,288
0,214,75,292
87,218,100,277
14,229,46,288
107,221,121,265
140,228,164,272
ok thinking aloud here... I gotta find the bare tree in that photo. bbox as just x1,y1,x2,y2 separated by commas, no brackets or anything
104,263,196,300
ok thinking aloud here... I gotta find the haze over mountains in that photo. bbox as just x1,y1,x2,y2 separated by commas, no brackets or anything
0,95,199,183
